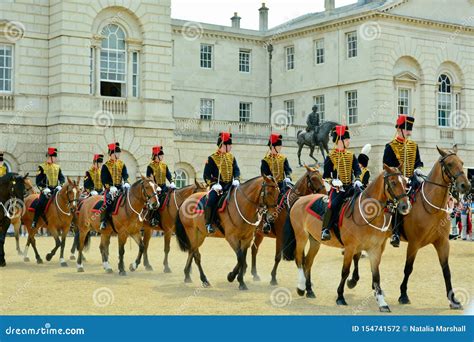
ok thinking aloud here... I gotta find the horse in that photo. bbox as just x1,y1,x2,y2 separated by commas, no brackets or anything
75,176,159,275
130,180,208,273
21,177,81,266
396,145,471,309
283,165,411,312
10,177,36,255
250,165,327,285
175,175,280,290
296,121,337,166
0,173,29,267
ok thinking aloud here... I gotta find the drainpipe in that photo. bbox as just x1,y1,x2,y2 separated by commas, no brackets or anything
267,43,273,123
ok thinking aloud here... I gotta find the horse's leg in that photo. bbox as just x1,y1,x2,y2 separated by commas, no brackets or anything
319,143,326,162
347,252,362,289
433,238,462,309
399,242,419,305
270,229,283,286
303,236,320,298
336,247,354,306
142,227,153,271
28,229,43,264
14,222,22,255
251,233,264,281
183,251,194,283
76,229,88,272
99,233,113,273
23,233,31,262
118,233,127,276
295,234,308,296
236,247,249,291
163,229,172,273
193,249,211,287
59,228,68,267
309,146,318,165
368,247,390,312
45,229,61,262
0,219,8,266
129,232,144,272
297,144,303,167
70,229,78,260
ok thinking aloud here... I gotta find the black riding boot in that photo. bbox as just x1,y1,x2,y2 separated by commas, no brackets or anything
205,207,215,234
150,210,160,227
321,208,333,241
390,213,402,247
99,210,108,230
32,197,48,229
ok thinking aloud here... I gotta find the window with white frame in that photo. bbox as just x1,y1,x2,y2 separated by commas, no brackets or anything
239,49,251,73
200,98,214,120
313,95,325,122
346,31,357,58
175,169,188,188
346,91,358,124
398,88,410,115
89,47,94,95
438,74,452,127
315,39,324,65
200,44,213,69
286,46,295,70
239,102,252,122
100,24,126,97
284,100,295,124
132,51,139,97
0,45,13,92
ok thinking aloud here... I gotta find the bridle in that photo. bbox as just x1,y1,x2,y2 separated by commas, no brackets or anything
0,176,24,219
55,184,79,216
127,180,160,222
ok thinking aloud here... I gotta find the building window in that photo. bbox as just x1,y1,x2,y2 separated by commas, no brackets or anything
132,52,139,97
346,91,358,124
347,31,357,58
398,88,410,115
438,74,452,127
286,46,294,70
175,169,188,188
284,100,295,124
200,44,213,69
89,47,94,95
315,39,324,65
200,98,214,120
0,45,13,93
239,49,251,73
313,95,325,122
239,102,252,122
100,24,126,97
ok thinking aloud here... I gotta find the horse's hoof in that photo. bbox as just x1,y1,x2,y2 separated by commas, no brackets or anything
129,264,136,272
379,305,391,313
0,260,6,267
306,291,316,299
82,256,87,262
336,298,348,306
239,284,248,291
253,274,261,282
270,279,278,286
105,268,113,274
163,266,172,273
77,267,84,273
202,281,212,288
45,253,52,262
398,294,411,305
227,272,236,283
145,265,154,272
184,277,192,283
17,251,23,256
36,259,43,264
450,302,463,310
60,262,68,267
119,270,127,276
296,288,305,297
347,279,358,289
23,257,30,262
69,255,76,261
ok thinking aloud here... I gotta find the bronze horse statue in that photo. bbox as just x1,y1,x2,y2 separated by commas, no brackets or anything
296,121,338,166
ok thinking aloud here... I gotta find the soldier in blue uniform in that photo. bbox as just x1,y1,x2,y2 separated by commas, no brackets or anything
32,147,66,229
383,115,423,247
146,146,176,227
203,132,240,234
84,154,104,196
100,142,130,230
358,144,371,188
321,126,362,241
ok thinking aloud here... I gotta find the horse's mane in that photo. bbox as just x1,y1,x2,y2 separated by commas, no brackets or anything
0,172,19,184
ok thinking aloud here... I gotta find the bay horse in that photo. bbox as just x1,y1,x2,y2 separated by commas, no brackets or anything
10,177,36,255
175,175,280,290
21,177,80,266
0,173,29,267
396,145,471,309
75,176,159,275
251,165,327,285
130,180,208,273
283,165,411,312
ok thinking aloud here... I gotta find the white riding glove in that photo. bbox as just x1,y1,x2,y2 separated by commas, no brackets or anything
331,179,343,188
109,186,118,195
55,185,62,191
169,182,176,189
90,190,98,196
42,188,51,195
284,177,292,184
211,183,222,192
123,183,131,190
414,169,425,178
232,179,240,187
353,180,363,188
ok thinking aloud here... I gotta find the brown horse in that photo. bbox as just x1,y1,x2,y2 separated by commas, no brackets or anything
396,146,471,309
75,176,159,275
130,180,208,273
283,165,411,312
251,166,327,285
175,175,280,290
10,177,36,255
21,177,80,266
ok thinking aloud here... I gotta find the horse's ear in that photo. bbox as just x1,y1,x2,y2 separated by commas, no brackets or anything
77,176,81,184
140,174,146,180
23,173,29,180
437,146,447,157
304,164,310,172
382,163,391,173
67,176,72,184
452,144,458,154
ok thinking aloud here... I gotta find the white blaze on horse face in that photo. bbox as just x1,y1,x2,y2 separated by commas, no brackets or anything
72,188,78,205
297,268,306,291
149,181,159,206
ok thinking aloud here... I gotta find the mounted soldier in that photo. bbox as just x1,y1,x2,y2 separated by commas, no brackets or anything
100,142,130,230
358,144,371,188
84,154,104,196
305,105,320,134
203,132,241,234
32,147,65,229
146,145,175,227
321,126,362,241
0,152,7,177
383,115,423,247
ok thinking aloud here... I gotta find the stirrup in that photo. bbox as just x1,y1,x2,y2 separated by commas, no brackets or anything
321,228,331,241
31,221,37,229
390,234,400,247
150,218,160,227
206,224,215,234
100,221,107,230
263,222,272,234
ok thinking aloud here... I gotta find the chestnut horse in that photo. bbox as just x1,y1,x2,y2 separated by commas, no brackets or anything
283,165,411,312
175,175,280,290
10,177,36,255
22,177,80,266
75,176,159,275
251,165,327,285
131,180,208,273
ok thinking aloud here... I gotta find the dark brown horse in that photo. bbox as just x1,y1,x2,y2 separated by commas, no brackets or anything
10,177,36,256
283,165,411,312
251,165,327,285
175,176,280,290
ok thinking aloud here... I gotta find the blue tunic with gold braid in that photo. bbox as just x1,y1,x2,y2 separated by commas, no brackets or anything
36,162,65,190
84,167,103,193
383,136,423,178
146,161,173,190
261,153,292,190
101,159,129,190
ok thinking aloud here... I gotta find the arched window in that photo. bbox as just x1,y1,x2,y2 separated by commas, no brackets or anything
175,169,188,188
100,24,126,97
2,160,11,173
438,74,452,127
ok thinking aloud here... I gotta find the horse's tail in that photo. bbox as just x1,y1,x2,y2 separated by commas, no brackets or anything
282,215,296,261
297,130,303,139
84,230,91,252
175,211,190,252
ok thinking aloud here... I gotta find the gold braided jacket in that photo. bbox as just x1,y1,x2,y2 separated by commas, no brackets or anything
39,162,60,187
389,138,417,177
105,159,125,185
263,153,286,183
329,149,354,185
360,168,370,185
210,151,234,183
0,165,7,177
87,167,102,190
149,161,168,185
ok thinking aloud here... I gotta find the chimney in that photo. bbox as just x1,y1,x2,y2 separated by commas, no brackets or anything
231,12,241,29
325,0,335,11
259,3,269,31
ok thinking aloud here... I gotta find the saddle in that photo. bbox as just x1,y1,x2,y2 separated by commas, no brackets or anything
90,194,124,215
158,189,171,212
28,194,54,213
194,190,231,215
